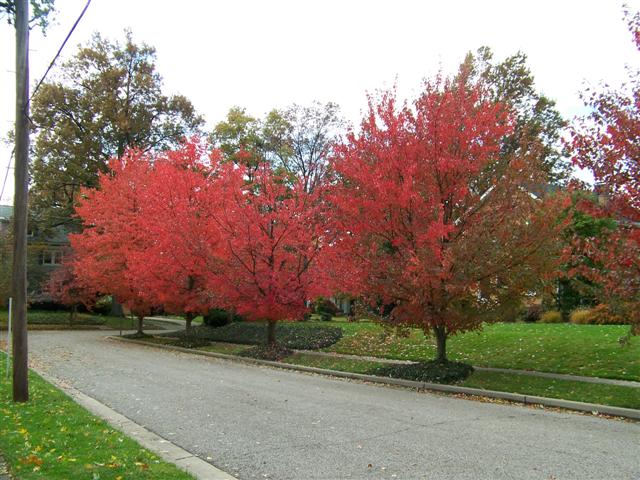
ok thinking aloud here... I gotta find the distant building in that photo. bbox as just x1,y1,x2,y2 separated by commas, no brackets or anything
0,204,70,300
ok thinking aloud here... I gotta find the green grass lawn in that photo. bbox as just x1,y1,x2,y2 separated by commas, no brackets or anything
321,321,640,381
0,354,194,479
197,342,252,355
284,353,640,409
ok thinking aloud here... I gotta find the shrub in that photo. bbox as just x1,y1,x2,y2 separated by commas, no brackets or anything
162,322,343,349
319,312,333,322
589,304,628,325
521,304,542,323
570,308,595,325
373,361,474,384
570,304,629,325
540,310,563,323
314,297,339,316
203,308,243,327
91,295,113,315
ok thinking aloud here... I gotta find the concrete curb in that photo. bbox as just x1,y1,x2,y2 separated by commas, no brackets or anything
111,336,640,421
36,370,238,480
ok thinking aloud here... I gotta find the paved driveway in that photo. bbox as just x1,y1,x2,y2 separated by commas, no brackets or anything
8,330,640,480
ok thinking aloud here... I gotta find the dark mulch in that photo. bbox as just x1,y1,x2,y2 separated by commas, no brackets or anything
372,360,474,384
122,332,154,340
160,322,343,350
238,344,293,361
168,336,211,348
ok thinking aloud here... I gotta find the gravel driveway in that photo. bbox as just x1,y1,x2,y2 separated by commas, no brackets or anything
6,330,639,480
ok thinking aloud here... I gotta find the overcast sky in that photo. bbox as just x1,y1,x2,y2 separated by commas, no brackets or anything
2,0,640,203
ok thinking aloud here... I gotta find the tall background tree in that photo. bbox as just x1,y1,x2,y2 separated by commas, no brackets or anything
460,47,569,183
29,30,204,230
0,0,55,31
211,102,344,190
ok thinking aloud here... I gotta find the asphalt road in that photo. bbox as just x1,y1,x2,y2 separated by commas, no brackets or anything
9,330,640,480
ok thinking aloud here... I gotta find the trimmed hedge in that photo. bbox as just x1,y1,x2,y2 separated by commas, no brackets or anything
373,361,474,384
165,322,343,350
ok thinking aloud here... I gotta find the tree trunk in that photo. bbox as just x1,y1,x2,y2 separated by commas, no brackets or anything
184,312,194,335
136,315,144,335
434,325,447,363
267,320,277,346
69,304,77,326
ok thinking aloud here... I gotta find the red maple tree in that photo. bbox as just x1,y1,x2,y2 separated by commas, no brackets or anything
571,10,640,331
70,150,158,334
330,74,565,362
45,251,97,325
207,159,332,346
127,141,220,333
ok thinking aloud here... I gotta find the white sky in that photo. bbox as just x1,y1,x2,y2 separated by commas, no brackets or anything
2,0,640,203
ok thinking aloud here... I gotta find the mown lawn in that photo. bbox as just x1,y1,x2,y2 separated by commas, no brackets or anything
283,353,640,409
0,354,194,479
321,321,639,381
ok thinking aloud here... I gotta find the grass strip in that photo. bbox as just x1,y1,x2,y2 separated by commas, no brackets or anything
324,322,640,381
284,353,640,410
0,353,195,480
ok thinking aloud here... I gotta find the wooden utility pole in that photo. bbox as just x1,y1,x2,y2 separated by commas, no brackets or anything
12,0,30,402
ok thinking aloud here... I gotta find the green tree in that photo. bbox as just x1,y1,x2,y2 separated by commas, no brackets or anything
0,0,55,32
459,47,569,183
29,31,204,230
211,102,344,190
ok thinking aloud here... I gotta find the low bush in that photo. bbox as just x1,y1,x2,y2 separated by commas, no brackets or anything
91,295,113,315
569,308,594,324
540,310,563,323
373,360,474,384
570,304,628,325
521,304,542,323
239,344,293,361
163,322,343,349
314,297,339,316
203,308,243,327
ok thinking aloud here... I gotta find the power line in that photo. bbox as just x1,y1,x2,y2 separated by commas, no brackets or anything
0,148,15,202
29,0,93,102
1,0,93,203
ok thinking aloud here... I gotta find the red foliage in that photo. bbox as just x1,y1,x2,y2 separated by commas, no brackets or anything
70,150,157,331
207,160,332,338
571,10,640,329
45,251,97,312
126,141,220,329
330,75,565,360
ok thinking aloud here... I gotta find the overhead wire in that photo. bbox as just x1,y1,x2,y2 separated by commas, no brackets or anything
1,0,93,203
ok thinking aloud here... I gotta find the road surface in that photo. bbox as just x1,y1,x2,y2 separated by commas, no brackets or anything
8,330,640,480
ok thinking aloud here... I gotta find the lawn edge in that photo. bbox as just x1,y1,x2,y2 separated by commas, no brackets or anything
33,369,238,480
110,336,640,421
